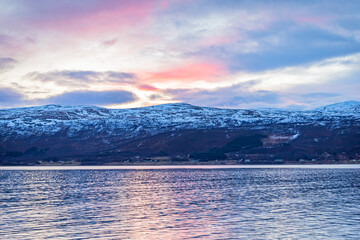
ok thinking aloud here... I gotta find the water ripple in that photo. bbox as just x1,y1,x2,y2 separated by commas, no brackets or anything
0,168,359,239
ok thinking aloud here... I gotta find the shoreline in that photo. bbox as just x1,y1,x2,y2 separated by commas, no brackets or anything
1,164,360,170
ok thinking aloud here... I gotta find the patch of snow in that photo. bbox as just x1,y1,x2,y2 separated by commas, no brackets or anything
290,133,300,140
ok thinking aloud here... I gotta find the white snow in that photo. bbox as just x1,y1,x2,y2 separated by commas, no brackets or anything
0,102,358,139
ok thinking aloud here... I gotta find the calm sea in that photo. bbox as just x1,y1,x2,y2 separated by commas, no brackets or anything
0,165,359,239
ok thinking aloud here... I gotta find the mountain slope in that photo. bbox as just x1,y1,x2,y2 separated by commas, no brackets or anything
0,101,359,165
314,100,360,114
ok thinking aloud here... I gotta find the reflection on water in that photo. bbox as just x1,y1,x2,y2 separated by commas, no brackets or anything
0,168,359,239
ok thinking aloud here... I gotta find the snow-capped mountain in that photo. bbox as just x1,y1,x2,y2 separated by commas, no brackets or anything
1,101,359,139
0,101,359,165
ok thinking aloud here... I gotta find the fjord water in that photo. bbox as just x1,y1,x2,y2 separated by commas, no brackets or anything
0,167,359,239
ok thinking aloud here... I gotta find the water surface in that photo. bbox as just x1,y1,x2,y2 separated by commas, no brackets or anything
0,166,359,239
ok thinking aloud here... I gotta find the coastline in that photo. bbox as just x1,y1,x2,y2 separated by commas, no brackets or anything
1,164,360,170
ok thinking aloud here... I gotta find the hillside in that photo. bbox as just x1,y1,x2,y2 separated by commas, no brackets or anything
0,101,359,165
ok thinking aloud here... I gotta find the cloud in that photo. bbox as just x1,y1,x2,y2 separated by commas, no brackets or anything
102,38,117,47
149,93,163,100
0,34,30,57
146,61,226,83
0,58,17,72
166,81,281,108
155,1,360,72
0,88,137,108
1,0,360,109
292,92,343,106
182,16,360,72
41,90,137,106
228,27,360,72
2,0,159,37
137,84,159,91
224,52,360,95
0,34,13,46
0,88,24,107
300,92,340,99
164,55,360,108
26,70,136,87
166,85,347,109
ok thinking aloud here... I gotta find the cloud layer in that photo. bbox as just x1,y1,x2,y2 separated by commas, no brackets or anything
0,88,24,106
0,58,17,72
43,90,136,106
27,70,136,87
0,0,359,108
0,89,136,108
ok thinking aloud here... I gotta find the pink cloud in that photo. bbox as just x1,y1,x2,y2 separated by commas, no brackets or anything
0,34,32,58
20,0,159,36
137,84,159,91
160,0,169,10
145,62,227,83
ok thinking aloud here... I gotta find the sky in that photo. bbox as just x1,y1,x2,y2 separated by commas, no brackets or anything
0,0,360,109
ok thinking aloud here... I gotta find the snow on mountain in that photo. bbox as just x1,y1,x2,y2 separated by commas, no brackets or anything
0,102,359,140
314,101,360,115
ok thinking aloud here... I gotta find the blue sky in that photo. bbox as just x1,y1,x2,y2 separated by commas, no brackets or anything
0,0,359,109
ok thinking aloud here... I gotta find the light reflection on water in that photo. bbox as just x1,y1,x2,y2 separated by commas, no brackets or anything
0,168,359,239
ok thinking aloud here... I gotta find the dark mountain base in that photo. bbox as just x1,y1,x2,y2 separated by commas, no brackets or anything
1,125,359,166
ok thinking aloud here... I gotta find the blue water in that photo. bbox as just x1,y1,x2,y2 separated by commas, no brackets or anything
0,166,359,239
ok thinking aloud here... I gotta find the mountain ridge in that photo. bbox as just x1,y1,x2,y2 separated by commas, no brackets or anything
0,101,359,165
3,100,360,111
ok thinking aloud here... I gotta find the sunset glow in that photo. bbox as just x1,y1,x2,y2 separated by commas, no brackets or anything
0,0,359,109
